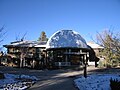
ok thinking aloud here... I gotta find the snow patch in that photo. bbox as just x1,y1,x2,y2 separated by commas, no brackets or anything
0,73,38,90
74,74,120,90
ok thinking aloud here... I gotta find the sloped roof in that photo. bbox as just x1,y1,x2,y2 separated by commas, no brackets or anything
4,40,47,48
87,42,104,49
46,30,88,49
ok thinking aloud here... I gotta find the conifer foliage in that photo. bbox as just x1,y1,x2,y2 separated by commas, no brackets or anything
38,31,48,41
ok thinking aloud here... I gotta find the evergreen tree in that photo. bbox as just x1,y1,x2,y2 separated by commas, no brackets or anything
38,31,48,41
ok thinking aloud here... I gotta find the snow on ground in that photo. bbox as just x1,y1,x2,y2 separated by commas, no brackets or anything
0,73,38,90
74,74,120,90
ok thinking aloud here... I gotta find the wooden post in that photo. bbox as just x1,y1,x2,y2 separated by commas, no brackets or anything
45,50,47,67
83,53,87,78
65,49,68,62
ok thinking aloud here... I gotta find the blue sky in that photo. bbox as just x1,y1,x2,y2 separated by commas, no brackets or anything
0,0,120,47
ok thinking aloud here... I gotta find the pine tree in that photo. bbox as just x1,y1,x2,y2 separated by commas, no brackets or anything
38,31,48,41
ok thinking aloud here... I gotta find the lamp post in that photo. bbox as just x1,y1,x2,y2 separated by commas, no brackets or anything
83,53,87,78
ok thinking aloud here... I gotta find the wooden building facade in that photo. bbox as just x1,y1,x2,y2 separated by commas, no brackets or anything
3,30,99,69
3,41,46,68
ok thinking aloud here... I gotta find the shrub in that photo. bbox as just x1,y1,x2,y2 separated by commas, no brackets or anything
98,60,106,68
110,78,120,90
0,72,5,79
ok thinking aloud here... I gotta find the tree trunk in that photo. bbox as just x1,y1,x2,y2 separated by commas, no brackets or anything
20,54,23,68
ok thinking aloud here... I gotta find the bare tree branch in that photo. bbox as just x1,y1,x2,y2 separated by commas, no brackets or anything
95,29,120,67
0,26,6,44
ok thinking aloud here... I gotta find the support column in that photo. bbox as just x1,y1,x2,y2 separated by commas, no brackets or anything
65,49,68,63
69,49,71,63
45,50,47,67
20,54,23,68
53,50,55,67
32,59,35,68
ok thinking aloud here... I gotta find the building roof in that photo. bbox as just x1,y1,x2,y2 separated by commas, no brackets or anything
4,40,47,48
46,30,88,49
87,42,104,49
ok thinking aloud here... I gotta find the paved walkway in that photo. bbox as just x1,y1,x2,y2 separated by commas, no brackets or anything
0,66,120,90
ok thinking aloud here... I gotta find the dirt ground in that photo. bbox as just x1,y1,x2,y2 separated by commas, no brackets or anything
0,66,120,90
